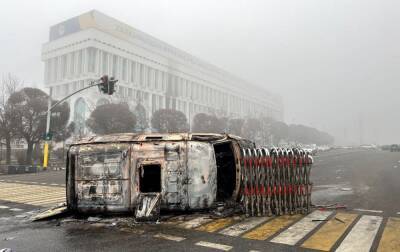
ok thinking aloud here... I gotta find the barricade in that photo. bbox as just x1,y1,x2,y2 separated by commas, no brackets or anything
240,147,313,216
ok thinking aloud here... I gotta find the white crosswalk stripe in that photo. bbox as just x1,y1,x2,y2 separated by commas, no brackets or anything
0,182,65,207
335,215,382,252
9,208,23,212
219,217,270,237
271,210,333,245
154,233,186,242
195,241,233,251
179,216,212,229
353,208,383,214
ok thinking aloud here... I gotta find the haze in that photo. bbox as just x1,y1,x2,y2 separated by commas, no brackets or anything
1,0,399,145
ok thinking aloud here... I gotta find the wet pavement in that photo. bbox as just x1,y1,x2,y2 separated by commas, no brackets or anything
311,148,400,215
1,148,400,251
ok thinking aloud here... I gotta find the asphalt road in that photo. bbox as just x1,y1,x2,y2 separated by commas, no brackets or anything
311,148,400,216
0,148,399,251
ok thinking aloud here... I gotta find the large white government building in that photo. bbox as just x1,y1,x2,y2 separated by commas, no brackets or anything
42,10,283,134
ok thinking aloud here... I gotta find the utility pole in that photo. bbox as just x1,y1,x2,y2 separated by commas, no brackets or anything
42,75,117,170
43,88,52,169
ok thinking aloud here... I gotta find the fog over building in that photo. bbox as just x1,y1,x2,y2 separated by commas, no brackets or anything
42,10,283,134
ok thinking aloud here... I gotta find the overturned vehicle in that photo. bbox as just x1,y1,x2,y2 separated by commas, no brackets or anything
66,133,253,218
66,133,313,219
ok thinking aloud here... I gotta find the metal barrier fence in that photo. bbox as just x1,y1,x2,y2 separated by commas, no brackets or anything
240,148,313,216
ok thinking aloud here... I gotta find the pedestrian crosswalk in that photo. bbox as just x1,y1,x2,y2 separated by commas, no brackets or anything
166,211,400,251
1,180,399,251
0,182,65,207
301,212,358,251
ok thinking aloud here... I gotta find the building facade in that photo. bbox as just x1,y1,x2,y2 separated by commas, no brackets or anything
42,10,283,135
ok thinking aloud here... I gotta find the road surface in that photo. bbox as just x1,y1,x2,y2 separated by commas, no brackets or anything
0,149,399,251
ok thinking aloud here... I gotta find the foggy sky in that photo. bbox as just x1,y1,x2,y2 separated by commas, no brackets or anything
1,0,399,145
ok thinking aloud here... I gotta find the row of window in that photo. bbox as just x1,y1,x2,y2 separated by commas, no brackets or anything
52,80,249,120
45,48,276,118
52,82,277,120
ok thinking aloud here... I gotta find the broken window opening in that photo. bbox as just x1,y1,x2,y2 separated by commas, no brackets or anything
139,164,161,192
214,142,236,201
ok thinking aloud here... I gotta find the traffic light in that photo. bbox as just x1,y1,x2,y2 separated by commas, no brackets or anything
108,77,117,95
98,75,117,95
99,75,109,94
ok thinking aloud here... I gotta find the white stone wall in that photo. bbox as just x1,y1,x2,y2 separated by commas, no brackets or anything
41,11,284,134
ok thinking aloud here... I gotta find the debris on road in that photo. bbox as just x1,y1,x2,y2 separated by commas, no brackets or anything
335,217,346,223
0,248,13,252
31,203,69,221
87,217,102,222
2,237,15,241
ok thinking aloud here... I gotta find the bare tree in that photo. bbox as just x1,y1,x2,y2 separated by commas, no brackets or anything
8,87,70,164
0,74,21,164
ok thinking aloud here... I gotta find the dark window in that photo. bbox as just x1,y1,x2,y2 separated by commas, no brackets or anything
139,164,161,192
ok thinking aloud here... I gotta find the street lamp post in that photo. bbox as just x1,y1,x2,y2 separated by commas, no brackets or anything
42,75,117,170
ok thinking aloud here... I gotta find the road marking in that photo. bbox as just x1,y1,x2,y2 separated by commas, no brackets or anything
41,183,47,185
219,217,270,237
271,210,333,245
196,217,236,233
0,192,65,200
0,182,65,206
195,241,232,251
179,216,212,229
301,212,358,251
9,208,23,212
24,197,66,206
353,208,383,214
377,217,400,252
0,190,65,197
336,215,382,252
242,214,302,240
396,212,400,215
50,183,59,186
30,182,38,184
0,205,10,209
153,233,186,242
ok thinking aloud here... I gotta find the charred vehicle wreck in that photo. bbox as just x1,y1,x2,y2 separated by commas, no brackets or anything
66,133,254,220
66,133,313,221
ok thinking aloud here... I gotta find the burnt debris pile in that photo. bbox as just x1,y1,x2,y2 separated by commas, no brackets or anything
240,148,313,216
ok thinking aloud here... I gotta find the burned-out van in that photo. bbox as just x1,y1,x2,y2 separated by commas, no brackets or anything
66,133,254,215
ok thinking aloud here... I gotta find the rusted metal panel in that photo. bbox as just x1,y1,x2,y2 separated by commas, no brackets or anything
71,143,131,213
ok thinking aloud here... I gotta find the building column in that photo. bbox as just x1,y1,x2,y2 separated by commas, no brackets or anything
83,48,88,76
